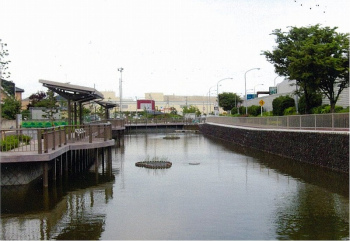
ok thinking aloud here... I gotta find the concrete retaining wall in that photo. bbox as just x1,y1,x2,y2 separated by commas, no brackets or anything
199,123,349,173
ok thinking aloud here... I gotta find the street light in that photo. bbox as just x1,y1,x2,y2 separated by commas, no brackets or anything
216,77,233,116
235,93,242,114
118,67,123,118
254,83,264,97
245,68,260,115
208,85,216,115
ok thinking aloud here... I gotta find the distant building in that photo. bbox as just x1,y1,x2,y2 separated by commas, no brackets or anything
1,78,25,109
244,78,349,112
100,91,217,116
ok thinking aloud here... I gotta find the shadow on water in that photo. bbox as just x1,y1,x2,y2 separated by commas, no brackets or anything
206,136,349,198
1,170,116,214
1,166,117,240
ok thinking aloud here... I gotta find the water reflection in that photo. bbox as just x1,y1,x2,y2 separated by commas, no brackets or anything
1,167,116,240
274,185,349,240
1,133,348,240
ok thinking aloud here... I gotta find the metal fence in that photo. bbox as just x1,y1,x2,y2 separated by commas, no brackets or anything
124,118,195,126
205,113,349,131
0,123,113,153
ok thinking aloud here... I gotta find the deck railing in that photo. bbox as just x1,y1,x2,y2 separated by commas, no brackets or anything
205,113,349,131
0,123,113,154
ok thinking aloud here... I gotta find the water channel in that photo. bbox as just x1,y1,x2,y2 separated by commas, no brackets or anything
1,131,349,240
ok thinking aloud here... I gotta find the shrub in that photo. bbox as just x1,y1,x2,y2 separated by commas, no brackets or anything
272,95,295,116
298,92,323,114
284,107,297,115
0,136,19,151
248,105,261,116
312,105,344,114
262,111,273,117
0,135,31,151
231,107,239,115
337,106,349,113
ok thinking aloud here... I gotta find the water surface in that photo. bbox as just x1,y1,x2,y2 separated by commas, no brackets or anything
1,132,348,240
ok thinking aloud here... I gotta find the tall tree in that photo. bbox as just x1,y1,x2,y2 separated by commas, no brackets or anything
41,90,59,124
27,91,47,109
182,105,201,117
263,25,349,113
0,39,11,79
218,92,242,111
1,96,21,119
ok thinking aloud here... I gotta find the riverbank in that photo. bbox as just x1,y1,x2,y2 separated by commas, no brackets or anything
199,123,349,173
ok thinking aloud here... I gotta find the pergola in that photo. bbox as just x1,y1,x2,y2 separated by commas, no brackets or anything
39,79,104,125
95,100,118,119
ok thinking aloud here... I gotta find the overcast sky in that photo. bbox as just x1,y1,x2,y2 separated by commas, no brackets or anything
1,0,349,100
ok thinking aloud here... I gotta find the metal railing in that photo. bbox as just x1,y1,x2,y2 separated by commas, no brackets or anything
0,123,113,154
124,118,196,126
205,113,349,131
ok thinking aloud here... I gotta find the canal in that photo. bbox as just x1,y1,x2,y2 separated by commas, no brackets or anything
1,131,349,240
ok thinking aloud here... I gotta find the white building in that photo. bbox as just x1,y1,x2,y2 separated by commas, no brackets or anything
244,79,349,112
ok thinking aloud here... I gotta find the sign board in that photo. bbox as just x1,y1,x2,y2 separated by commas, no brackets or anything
247,94,255,100
259,100,265,106
137,100,155,111
269,87,277,95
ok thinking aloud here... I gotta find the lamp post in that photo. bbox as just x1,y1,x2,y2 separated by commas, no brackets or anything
235,93,242,115
118,67,123,118
216,77,233,116
208,85,216,115
245,68,260,115
254,83,264,98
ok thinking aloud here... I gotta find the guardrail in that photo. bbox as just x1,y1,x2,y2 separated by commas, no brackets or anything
124,118,199,125
0,124,113,154
205,113,349,131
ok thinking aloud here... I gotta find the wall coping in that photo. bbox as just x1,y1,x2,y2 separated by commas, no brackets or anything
204,122,350,135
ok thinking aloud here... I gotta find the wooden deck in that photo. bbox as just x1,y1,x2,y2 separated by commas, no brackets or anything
0,138,115,163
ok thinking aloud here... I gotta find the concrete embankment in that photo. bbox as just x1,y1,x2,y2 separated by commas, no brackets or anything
199,123,349,173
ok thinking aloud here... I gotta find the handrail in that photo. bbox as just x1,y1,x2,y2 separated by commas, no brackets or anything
205,113,349,131
0,123,114,154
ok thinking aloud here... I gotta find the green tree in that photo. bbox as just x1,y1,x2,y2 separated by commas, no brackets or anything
169,107,178,115
182,105,201,117
218,92,242,111
263,25,349,113
41,90,59,124
272,95,295,116
298,92,322,114
0,39,11,79
27,91,47,109
1,96,21,119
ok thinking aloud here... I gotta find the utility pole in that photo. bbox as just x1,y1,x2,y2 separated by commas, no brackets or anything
118,67,123,118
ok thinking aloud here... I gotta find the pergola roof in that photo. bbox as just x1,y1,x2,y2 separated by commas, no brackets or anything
39,79,104,102
95,100,118,109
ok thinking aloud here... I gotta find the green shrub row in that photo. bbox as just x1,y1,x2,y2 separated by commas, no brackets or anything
0,135,32,151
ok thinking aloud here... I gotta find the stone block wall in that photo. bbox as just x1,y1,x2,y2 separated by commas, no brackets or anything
199,123,349,173
1,162,43,185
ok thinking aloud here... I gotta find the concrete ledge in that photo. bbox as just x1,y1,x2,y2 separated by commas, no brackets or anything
199,123,349,173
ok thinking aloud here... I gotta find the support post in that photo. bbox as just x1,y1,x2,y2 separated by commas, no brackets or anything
37,129,42,154
43,162,49,187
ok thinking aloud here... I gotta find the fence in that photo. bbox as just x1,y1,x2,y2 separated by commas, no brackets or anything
124,118,197,126
205,113,349,131
0,123,113,154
